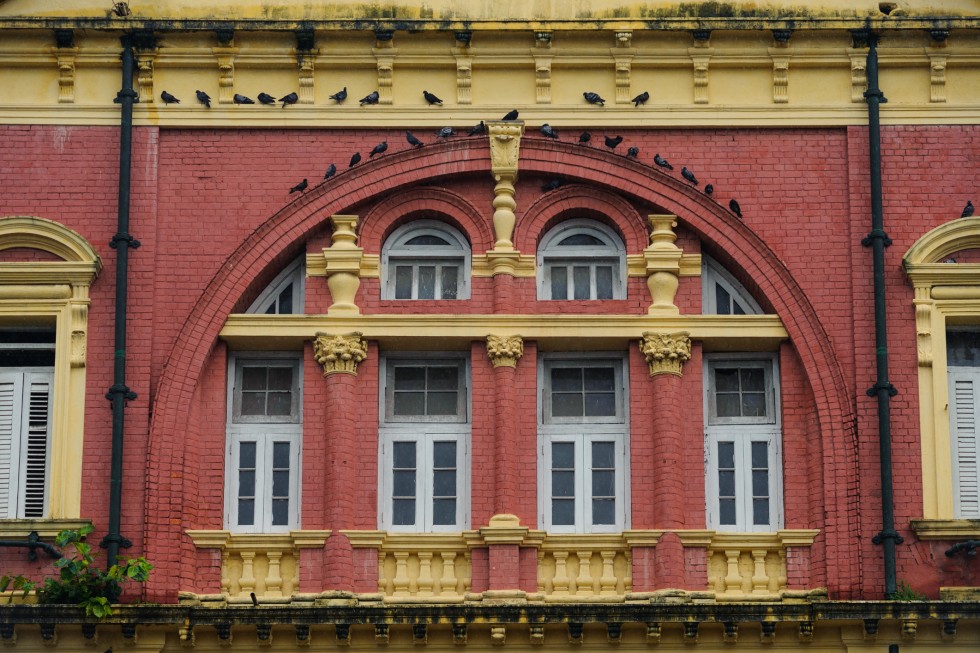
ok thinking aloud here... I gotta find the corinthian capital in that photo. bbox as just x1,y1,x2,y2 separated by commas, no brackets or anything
313,332,368,376
641,332,692,377
486,335,524,368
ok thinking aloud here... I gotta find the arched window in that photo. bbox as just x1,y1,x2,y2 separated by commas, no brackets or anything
702,256,762,315
247,258,304,315
537,219,626,300
381,221,470,300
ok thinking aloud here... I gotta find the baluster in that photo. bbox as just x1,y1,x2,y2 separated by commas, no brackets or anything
442,552,458,596
552,551,570,595
538,549,549,594
266,551,283,597
220,550,232,596
417,552,434,596
575,550,594,595
723,550,741,594
239,552,257,597
599,551,617,595
393,552,411,596
751,549,769,594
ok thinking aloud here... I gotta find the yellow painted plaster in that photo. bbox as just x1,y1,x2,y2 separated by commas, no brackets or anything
0,216,101,522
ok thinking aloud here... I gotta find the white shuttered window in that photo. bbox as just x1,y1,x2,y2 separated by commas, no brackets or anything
0,370,53,519
948,370,980,517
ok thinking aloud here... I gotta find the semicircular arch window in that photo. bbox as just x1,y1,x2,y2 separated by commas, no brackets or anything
382,220,471,300
537,219,626,300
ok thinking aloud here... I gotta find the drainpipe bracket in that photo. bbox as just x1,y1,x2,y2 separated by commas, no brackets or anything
113,88,140,104
863,88,888,103
99,534,133,550
945,540,980,557
106,383,138,401
866,380,898,397
872,529,904,546
861,229,892,248
110,232,141,249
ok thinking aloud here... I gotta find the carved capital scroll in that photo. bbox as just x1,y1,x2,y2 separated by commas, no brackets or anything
486,335,524,368
313,332,368,376
641,332,692,377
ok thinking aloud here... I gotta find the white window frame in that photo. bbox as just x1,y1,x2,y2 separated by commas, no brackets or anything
537,219,626,301
381,221,471,300
537,353,629,533
247,257,305,315
702,256,763,316
224,352,302,533
378,353,470,532
945,330,980,518
0,367,53,519
704,354,783,532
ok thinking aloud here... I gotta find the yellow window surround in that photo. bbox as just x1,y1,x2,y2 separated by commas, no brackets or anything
0,216,101,523
904,216,980,534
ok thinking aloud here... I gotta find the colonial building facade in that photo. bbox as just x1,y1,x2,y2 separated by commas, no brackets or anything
1,1,979,651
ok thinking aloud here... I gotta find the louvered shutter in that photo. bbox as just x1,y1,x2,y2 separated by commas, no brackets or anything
21,373,52,518
950,372,980,518
0,375,21,518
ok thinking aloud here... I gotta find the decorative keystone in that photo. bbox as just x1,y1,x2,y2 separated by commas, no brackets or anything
641,332,692,377
313,332,368,376
486,335,524,368
487,121,525,253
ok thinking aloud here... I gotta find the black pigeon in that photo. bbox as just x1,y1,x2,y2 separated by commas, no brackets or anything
729,199,743,218
583,91,606,106
289,178,308,194
195,90,211,108
604,135,623,150
704,184,714,196
233,94,255,105
540,124,559,139
963,200,975,218
406,131,424,147
257,92,276,105
626,146,639,158
323,164,336,180
160,90,180,104
369,141,388,157
329,87,347,103
578,132,591,145
653,153,674,170
681,167,699,185
467,121,486,136
502,109,519,121
349,152,361,167
632,91,650,107
436,126,456,138
279,92,298,108
542,179,564,192
360,91,380,105
423,90,443,105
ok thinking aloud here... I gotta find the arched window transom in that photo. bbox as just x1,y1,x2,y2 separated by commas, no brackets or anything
537,219,626,301
382,220,471,300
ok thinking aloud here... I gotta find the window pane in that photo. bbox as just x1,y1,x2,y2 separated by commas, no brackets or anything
752,468,769,496
552,471,575,497
592,470,615,496
553,499,575,525
393,441,417,467
239,469,255,497
741,368,765,392
395,366,426,390
418,266,436,299
719,498,736,525
584,367,615,391
573,266,591,300
753,498,770,525
718,442,735,467
240,442,257,468
595,266,613,299
428,366,459,390
552,442,575,468
716,394,740,418
751,441,769,468
715,284,732,315
273,442,290,468
433,469,456,496
427,391,458,415
238,499,255,526
394,265,413,299
742,392,767,417
715,368,739,392
272,469,289,497
552,368,582,392
242,367,266,391
406,234,451,246
433,441,457,468
550,266,568,300
432,499,456,525
267,391,292,416
558,233,603,246
268,367,293,391
393,470,416,496
277,285,293,314
719,469,736,496
592,499,615,525
393,392,425,415
947,331,980,366
241,392,265,415
585,393,616,416
734,301,746,315
592,442,615,468
393,499,415,525
552,393,583,417
441,266,459,299
271,499,289,526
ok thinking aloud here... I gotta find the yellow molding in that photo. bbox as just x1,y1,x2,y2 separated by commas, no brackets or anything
0,215,102,268
307,252,379,278
0,518,92,538
471,253,535,278
911,519,980,540
627,253,702,277
220,314,789,351
186,530,331,550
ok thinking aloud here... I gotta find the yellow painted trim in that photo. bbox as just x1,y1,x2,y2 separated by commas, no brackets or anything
627,253,702,277
186,530,331,549
472,254,536,278
0,216,101,520
903,218,980,520
307,252,379,278
0,518,92,538
220,314,788,351
911,519,980,540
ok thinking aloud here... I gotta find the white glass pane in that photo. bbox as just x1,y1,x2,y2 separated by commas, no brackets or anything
595,266,613,299
592,441,615,468
553,499,575,525
395,366,426,390
433,469,456,495
394,393,425,415
550,266,568,300
592,498,615,525
268,367,292,391
741,368,765,392
267,391,292,416
552,368,582,392
242,367,266,391
418,266,436,299
573,267,590,300
552,442,575,468
552,393,583,417
428,367,459,390
427,391,458,415
584,367,615,391
393,499,415,525
584,393,615,416
716,394,740,418
432,499,456,525
394,266,413,299
441,267,459,299
433,441,457,467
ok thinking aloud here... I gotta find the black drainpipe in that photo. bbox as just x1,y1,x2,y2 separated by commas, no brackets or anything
102,34,140,568
860,30,902,599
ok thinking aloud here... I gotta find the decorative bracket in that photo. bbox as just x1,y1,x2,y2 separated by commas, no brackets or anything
486,335,524,368
486,121,525,257
689,49,713,105
214,47,237,105
641,332,692,377
313,332,368,376
53,33,77,104
770,52,790,104
533,54,553,104
929,54,948,103
454,50,472,104
374,35,395,105
847,50,868,102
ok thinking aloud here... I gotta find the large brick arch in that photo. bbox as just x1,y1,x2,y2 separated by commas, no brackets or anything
145,136,858,600
359,186,493,252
